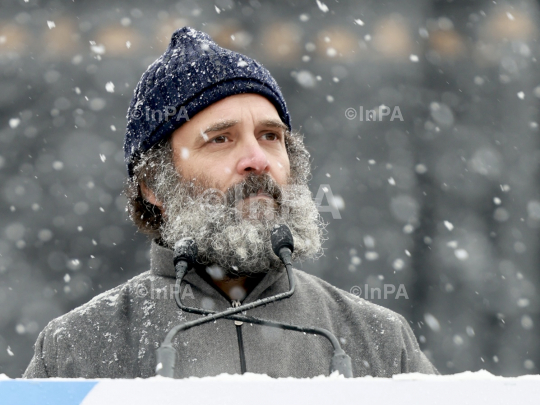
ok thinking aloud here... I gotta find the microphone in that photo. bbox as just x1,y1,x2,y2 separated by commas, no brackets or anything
173,238,198,275
271,224,294,267
157,227,353,379
174,238,198,267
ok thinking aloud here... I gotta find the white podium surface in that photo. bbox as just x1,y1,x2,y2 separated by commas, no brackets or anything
1,371,539,405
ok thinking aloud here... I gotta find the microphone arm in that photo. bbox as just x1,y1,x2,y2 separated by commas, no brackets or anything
156,226,353,378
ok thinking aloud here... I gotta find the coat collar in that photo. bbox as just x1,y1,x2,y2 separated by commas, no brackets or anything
149,239,289,304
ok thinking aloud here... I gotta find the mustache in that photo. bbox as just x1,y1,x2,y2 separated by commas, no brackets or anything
223,173,284,207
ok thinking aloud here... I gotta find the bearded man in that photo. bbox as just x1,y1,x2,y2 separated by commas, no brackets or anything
24,27,437,379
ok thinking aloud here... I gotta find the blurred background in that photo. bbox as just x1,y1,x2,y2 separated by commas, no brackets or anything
1,0,540,378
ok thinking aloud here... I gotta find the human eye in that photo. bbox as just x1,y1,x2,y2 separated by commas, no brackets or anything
260,132,280,141
210,135,229,144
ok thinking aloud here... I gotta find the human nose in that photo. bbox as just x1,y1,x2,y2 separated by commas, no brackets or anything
235,138,269,175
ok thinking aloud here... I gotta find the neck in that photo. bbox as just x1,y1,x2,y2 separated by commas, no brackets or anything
207,272,265,302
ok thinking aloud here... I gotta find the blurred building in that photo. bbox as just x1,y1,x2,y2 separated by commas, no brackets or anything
0,0,539,377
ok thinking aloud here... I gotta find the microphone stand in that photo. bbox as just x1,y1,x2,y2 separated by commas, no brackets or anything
156,246,353,378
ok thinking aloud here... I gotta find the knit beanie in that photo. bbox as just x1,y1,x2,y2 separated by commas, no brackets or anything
124,26,291,177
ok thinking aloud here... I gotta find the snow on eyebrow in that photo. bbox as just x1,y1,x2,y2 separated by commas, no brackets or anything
200,129,209,142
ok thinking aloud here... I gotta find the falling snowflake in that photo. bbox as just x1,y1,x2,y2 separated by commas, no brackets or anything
316,0,329,13
9,118,20,128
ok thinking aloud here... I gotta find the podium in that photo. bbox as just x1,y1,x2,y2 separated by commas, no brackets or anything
1,371,539,405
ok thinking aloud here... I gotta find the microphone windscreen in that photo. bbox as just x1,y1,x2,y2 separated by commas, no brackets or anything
271,224,294,257
173,238,198,267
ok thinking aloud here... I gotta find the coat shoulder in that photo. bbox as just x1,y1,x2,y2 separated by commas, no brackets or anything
293,269,438,375
293,268,406,326
42,270,162,337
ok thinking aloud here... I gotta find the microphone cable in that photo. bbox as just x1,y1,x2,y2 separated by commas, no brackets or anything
156,224,353,378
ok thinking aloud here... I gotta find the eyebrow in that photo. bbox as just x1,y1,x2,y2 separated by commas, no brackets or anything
203,119,239,134
259,119,288,133
200,118,288,139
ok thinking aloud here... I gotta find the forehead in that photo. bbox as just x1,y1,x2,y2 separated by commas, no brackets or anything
190,93,282,127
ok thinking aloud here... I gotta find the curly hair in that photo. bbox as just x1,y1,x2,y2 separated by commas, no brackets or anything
124,130,311,238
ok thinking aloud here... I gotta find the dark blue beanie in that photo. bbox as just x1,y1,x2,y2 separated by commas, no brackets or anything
124,27,291,177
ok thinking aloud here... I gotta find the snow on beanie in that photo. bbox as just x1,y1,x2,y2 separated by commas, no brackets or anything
124,26,291,177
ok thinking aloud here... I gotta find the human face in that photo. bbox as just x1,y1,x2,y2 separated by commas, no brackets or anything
169,93,290,205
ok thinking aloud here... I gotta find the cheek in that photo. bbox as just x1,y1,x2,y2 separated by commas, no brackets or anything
202,160,235,189
275,157,290,182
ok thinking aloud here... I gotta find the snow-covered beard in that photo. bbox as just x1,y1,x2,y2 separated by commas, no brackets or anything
150,153,324,277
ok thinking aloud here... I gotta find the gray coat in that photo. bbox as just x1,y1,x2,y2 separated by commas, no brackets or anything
24,240,438,378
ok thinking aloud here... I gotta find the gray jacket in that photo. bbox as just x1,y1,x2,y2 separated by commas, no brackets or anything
24,240,438,378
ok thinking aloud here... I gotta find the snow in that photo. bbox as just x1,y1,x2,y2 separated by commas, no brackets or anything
90,43,106,55
315,0,329,13
3,369,538,381
454,249,469,261
424,313,441,332
3,371,540,405
326,48,337,57
294,70,316,88
392,259,404,271
8,118,20,128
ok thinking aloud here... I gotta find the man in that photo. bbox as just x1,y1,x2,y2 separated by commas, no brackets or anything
24,27,437,378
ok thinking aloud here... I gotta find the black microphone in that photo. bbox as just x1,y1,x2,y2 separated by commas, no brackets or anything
173,238,198,273
271,224,294,267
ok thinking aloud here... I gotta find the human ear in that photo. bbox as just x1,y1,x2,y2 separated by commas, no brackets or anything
140,181,163,209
